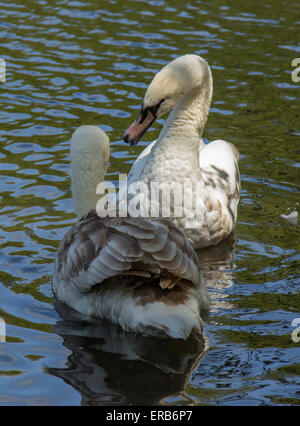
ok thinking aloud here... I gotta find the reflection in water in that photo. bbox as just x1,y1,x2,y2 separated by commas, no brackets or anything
49,234,237,406
50,299,208,406
0,0,299,406
198,233,237,311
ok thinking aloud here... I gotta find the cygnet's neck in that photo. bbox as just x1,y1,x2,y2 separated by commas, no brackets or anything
70,126,110,219
156,60,213,163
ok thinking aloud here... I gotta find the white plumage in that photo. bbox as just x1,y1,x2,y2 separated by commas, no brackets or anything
124,54,240,249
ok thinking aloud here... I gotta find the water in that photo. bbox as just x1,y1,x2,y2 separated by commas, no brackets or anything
0,0,299,406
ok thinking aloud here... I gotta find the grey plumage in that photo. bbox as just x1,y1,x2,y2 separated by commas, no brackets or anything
55,210,202,294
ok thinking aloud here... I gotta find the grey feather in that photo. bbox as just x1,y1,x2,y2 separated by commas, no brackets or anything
55,209,202,294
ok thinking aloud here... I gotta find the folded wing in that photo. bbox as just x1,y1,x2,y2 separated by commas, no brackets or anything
55,210,201,293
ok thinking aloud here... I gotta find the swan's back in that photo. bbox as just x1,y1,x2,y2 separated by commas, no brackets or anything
53,211,210,339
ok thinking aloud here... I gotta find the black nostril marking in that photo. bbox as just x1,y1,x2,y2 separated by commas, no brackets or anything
123,134,130,143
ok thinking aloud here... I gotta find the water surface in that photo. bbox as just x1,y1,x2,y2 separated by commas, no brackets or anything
0,0,299,406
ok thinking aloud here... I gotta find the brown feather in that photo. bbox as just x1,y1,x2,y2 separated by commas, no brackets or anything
56,209,201,294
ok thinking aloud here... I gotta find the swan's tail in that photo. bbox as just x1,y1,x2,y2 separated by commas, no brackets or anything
54,274,210,340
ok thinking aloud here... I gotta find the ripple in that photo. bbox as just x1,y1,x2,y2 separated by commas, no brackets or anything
0,0,299,407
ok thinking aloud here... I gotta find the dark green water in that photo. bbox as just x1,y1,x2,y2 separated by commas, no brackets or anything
0,0,299,405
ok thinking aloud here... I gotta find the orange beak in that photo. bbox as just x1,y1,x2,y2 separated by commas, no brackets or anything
123,109,156,146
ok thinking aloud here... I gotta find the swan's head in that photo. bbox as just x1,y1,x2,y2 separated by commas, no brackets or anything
71,125,110,166
70,125,110,219
123,54,209,146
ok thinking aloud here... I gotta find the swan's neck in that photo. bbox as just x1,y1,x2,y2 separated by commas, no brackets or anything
70,126,109,219
156,64,212,163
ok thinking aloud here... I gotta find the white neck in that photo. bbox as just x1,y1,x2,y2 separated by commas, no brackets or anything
167,67,212,137
70,125,110,219
153,57,213,169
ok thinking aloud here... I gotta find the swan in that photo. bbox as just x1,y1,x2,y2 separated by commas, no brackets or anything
123,54,240,249
53,125,210,339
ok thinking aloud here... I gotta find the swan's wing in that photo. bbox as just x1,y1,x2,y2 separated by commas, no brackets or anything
127,140,157,185
55,211,141,293
199,140,240,242
200,139,240,202
139,217,201,287
55,210,201,293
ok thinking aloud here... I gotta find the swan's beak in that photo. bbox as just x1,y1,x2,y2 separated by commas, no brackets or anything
123,109,156,146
